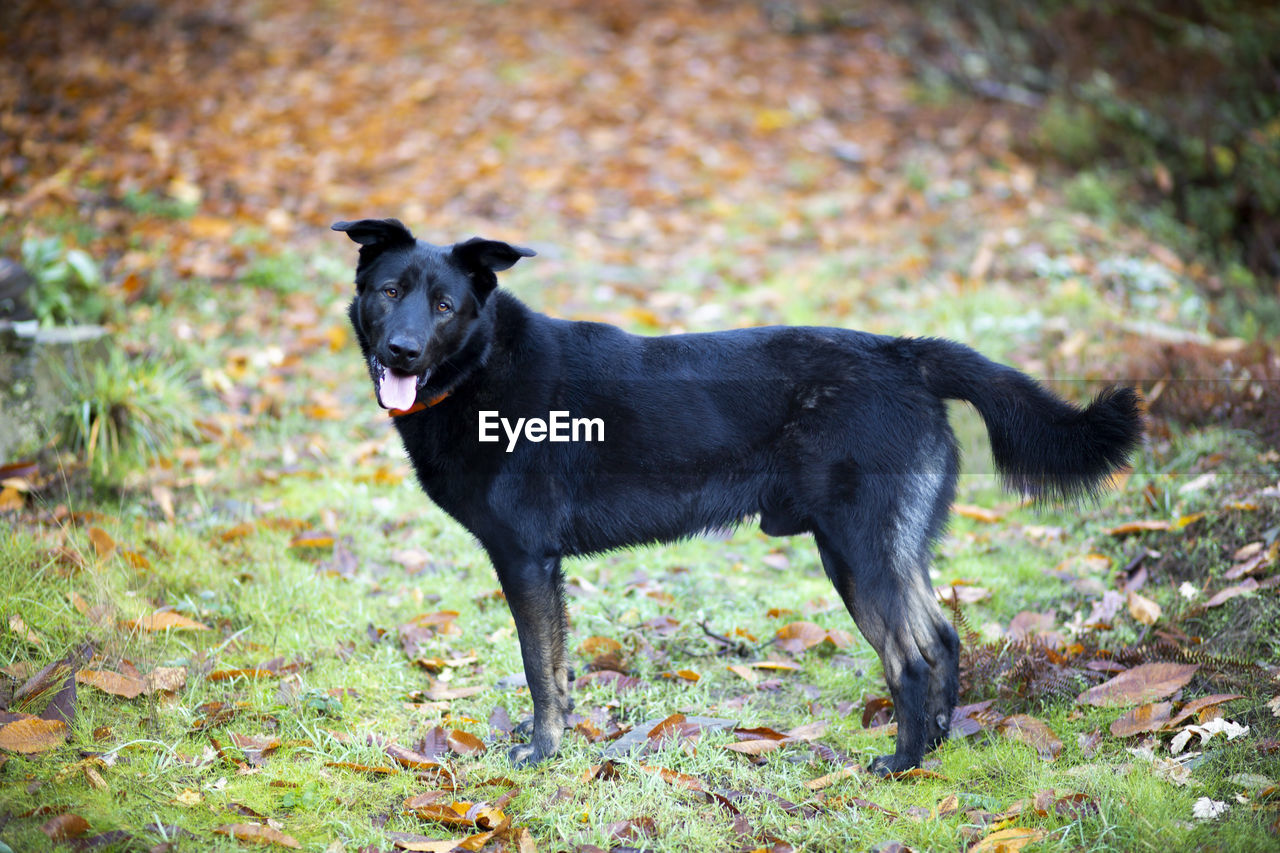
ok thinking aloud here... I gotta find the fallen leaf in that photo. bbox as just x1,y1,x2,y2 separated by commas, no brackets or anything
997,714,1063,760
447,729,486,756
725,738,786,756
41,813,90,841
208,668,279,681
659,669,700,683
969,826,1047,852
1126,591,1161,625
214,823,301,848
1106,520,1172,536
1166,694,1244,729
953,503,1002,523
805,766,859,790
1204,578,1259,609
1109,702,1172,737
1077,663,1199,707
88,526,115,559
76,669,145,699
8,614,43,646
124,610,210,632
0,717,68,753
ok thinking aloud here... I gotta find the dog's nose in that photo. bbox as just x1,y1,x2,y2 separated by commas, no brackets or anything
387,334,423,362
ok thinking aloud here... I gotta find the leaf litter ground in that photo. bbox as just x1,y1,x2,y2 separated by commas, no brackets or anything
2,1,1280,851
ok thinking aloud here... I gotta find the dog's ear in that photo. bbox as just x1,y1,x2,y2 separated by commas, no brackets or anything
332,219,415,272
451,237,536,301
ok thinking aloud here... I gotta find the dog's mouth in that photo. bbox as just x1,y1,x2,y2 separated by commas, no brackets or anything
372,358,431,411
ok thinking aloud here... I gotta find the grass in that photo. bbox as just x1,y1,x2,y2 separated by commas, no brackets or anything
3,201,1280,853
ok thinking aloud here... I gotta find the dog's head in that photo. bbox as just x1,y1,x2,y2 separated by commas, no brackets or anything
333,218,534,411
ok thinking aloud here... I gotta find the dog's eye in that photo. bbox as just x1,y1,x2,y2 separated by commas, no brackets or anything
383,287,398,299
436,301,451,313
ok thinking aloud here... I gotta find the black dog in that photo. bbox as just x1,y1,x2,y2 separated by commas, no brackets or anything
334,218,1142,774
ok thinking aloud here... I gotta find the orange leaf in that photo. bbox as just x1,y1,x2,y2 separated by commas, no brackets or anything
446,730,486,756
76,669,145,699
88,526,116,559
726,664,758,684
0,717,69,753
1078,663,1199,707
805,766,858,790
970,827,1047,853
776,621,828,649
636,763,705,790
41,813,90,841
953,503,1002,523
290,530,335,549
749,660,801,671
1106,520,1172,536
578,636,622,656
659,669,700,683
125,610,210,632
208,669,278,681
1109,702,1173,737
213,823,301,849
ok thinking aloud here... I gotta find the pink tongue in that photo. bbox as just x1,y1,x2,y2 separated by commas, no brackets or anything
379,370,418,411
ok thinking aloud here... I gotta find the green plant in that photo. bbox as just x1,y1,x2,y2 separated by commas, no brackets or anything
20,235,107,325
51,348,200,484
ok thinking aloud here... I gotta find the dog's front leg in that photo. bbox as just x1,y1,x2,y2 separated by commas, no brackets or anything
494,553,571,766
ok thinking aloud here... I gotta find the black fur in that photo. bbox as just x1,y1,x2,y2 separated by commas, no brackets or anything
334,219,1143,774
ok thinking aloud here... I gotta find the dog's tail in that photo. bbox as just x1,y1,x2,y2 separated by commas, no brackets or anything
907,337,1143,500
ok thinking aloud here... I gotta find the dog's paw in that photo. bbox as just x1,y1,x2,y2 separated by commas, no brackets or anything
513,718,535,738
868,753,918,777
507,742,547,767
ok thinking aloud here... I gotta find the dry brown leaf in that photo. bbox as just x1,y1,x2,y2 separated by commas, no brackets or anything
76,669,145,699
805,766,858,790
1166,694,1244,729
1127,590,1162,625
0,717,68,753
1078,663,1199,707
214,823,301,849
726,664,758,684
969,827,1047,853
1110,702,1173,737
724,738,785,756
997,714,1063,761
636,763,705,790
41,813,90,841
1204,578,1259,609
124,610,210,632
8,614,42,646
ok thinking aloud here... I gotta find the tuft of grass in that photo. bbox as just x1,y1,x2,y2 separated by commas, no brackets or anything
50,348,200,486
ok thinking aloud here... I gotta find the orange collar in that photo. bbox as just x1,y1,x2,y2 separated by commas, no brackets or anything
388,390,450,417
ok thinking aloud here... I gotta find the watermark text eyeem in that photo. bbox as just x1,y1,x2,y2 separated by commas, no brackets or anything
478,410,604,452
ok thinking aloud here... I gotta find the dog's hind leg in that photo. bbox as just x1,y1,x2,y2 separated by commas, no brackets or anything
493,553,572,765
815,471,959,775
